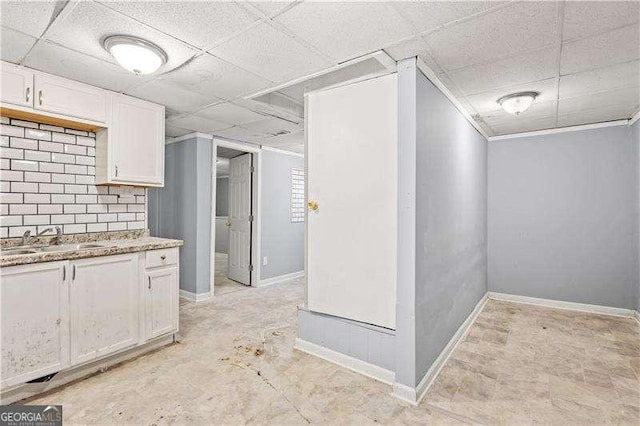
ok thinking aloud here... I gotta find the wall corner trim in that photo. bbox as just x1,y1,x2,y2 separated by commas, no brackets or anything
630,110,640,126
487,292,636,318
257,270,305,287
487,120,629,141
392,293,489,405
294,338,395,385
179,289,211,303
415,58,489,141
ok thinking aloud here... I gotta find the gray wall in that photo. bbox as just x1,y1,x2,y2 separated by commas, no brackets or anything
488,125,638,310
260,150,304,280
414,69,488,384
298,309,395,372
149,136,212,295
215,177,229,217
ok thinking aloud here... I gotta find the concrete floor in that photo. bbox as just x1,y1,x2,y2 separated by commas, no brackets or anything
27,280,639,425
214,252,249,296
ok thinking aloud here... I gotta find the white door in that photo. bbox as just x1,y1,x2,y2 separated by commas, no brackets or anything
34,73,106,122
227,153,252,285
145,267,179,340
1,261,70,388
110,93,165,186
306,74,398,329
1,63,34,108
70,254,139,366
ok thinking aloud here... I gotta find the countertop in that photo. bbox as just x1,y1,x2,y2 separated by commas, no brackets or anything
1,231,183,267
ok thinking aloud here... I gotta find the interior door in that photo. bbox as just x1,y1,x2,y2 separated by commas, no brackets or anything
306,74,398,329
227,153,252,285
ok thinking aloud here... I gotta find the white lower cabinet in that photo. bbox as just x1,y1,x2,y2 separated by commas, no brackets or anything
69,254,140,366
0,261,69,389
1,248,180,390
145,267,179,339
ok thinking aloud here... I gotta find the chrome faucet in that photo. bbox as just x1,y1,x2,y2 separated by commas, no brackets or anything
22,226,63,246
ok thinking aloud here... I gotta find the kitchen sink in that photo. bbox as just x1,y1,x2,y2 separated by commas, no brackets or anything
1,243,115,255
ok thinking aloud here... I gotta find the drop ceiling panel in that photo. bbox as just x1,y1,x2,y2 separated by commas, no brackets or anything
261,129,304,148
559,60,640,99
560,24,640,75
1,27,37,64
449,46,558,95
558,104,637,127
98,1,261,50
562,1,640,41
0,0,63,37
466,78,557,115
425,1,559,71
167,115,232,134
165,125,191,138
242,117,302,135
274,2,414,63
43,1,197,73
384,37,445,75
247,1,297,18
126,79,222,113
159,53,272,100
195,102,266,126
391,1,495,35
490,116,557,135
209,22,332,83
213,126,270,143
482,100,557,127
24,41,145,92
558,87,639,115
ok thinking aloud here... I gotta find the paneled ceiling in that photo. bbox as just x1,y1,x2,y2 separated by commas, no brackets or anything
2,1,639,152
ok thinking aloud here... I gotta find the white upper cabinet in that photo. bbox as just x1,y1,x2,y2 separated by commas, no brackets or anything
0,62,34,108
1,261,70,388
95,93,165,187
33,73,106,123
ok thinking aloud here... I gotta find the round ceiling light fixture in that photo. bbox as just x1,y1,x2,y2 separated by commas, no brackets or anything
103,35,167,75
497,91,539,115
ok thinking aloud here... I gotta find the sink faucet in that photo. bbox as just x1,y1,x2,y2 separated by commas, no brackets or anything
22,226,63,246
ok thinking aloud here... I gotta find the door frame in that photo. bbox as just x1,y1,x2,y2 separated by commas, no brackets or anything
210,138,262,290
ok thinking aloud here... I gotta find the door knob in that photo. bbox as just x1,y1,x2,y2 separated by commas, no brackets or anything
225,220,231,227
308,200,319,211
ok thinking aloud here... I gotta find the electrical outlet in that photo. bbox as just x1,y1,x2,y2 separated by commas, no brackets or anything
262,257,268,266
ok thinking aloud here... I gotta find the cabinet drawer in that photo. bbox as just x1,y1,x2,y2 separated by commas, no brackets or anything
146,248,178,269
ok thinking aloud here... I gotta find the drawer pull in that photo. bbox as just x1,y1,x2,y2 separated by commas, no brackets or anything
26,87,30,103
72,264,76,280
38,90,43,106
148,276,151,289
160,255,166,260
56,318,61,325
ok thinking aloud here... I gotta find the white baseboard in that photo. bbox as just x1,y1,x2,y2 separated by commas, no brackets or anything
392,293,489,406
294,338,395,385
257,271,304,288
179,289,211,303
487,292,636,318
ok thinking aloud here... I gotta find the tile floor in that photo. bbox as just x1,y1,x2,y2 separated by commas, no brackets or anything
214,252,249,296
26,281,639,425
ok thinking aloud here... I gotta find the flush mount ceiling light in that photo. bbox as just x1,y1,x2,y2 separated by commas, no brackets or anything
103,35,167,75
497,91,539,115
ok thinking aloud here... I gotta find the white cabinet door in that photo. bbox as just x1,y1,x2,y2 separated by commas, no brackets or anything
34,73,106,122
1,261,69,389
70,254,139,366
1,63,34,107
109,93,164,186
144,267,178,340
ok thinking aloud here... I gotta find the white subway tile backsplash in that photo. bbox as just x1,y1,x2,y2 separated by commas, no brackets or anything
0,117,8,124
1,119,147,236
24,171,51,183
25,128,51,141
11,160,38,172
10,137,38,150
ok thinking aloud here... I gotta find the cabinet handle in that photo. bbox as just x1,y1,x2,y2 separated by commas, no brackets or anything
63,265,66,281
38,90,43,106
160,255,166,261
56,318,61,325
72,264,76,280
25,87,30,103
115,165,118,177
148,276,151,290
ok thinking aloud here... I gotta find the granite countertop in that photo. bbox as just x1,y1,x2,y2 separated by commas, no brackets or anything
1,230,183,267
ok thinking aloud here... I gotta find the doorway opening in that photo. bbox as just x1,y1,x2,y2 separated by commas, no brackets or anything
212,140,261,296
